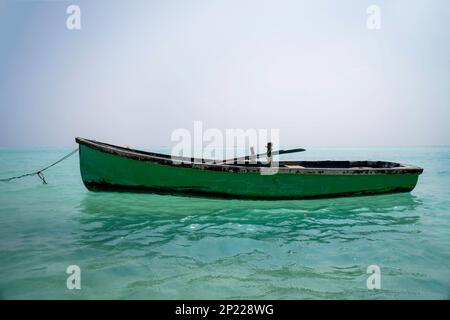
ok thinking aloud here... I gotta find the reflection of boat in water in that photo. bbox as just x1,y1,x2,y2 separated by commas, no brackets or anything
79,191,422,222
76,137,423,200
75,193,422,252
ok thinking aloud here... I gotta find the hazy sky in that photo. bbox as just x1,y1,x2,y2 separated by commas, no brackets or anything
0,0,449,147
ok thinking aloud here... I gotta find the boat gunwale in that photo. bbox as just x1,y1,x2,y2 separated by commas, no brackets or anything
75,137,423,175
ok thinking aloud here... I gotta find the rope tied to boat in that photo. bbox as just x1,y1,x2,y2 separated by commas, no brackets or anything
0,148,78,184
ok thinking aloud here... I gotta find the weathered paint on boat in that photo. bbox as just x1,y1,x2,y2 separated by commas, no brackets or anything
75,137,423,200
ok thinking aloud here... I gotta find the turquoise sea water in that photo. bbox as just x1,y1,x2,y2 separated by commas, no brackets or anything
0,147,449,299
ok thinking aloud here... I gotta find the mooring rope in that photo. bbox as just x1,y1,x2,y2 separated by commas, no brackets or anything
0,148,79,184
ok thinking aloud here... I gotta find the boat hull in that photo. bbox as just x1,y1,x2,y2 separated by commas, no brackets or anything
77,141,422,200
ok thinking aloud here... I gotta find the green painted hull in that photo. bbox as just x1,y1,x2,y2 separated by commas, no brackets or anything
76,138,422,200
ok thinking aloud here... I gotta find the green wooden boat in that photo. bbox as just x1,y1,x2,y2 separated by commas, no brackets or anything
75,137,423,200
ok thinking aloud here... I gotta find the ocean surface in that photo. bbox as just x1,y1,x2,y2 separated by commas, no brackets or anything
0,147,449,299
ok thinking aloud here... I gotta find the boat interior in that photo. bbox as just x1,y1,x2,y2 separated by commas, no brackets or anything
77,138,406,170
281,160,402,169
